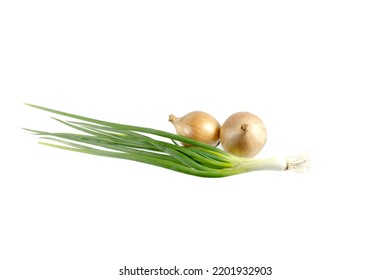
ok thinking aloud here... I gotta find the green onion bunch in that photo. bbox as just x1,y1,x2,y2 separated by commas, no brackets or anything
24,104,309,178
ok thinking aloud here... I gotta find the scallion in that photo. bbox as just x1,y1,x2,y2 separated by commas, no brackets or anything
24,104,309,178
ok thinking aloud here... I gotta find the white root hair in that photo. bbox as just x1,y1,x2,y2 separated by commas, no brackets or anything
285,152,311,172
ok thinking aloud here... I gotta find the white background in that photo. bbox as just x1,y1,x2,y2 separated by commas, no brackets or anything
1,1,389,279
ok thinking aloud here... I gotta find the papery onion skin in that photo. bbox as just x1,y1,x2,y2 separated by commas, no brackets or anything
169,111,221,146
220,112,267,158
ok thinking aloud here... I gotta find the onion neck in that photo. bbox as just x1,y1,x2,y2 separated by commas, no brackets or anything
241,123,249,133
168,114,177,123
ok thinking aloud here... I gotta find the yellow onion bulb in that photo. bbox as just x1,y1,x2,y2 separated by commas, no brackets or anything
220,112,267,158
168,111,221,146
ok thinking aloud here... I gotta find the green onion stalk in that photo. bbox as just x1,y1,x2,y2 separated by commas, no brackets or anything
24,104,309,178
